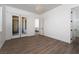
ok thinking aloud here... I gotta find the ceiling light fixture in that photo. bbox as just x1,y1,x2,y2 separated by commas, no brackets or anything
35,4,44,14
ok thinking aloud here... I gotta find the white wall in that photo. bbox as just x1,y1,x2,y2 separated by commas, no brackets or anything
41,4,79,43
5,6,38,40
0,7,2,31
39,15,44,35
0,6,6,48
0,32,5,48
0,7,3,48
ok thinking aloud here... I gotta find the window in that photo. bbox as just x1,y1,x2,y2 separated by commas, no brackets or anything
35,18,39,32
35,18,39,28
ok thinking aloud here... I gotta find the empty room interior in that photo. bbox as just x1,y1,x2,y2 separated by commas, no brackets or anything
0,4,79,54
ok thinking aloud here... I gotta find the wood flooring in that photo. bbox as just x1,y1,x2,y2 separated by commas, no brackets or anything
0,35,79,54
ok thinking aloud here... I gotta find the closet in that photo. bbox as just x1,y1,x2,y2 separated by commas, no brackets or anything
12,15,27,39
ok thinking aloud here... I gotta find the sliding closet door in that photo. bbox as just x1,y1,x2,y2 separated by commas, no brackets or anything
12,15,27,38
21,17,27,37
12,16,20,38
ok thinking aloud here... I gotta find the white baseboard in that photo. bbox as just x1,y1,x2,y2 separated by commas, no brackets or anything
43,34,70,44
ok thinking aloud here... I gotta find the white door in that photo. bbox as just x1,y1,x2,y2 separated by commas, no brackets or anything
71,7,79,42
71,9,76,42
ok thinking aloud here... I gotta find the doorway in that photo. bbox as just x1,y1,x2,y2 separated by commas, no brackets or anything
35,18,39,35
12,15,27,39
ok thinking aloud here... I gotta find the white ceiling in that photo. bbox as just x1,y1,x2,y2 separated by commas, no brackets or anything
5,4,61,14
